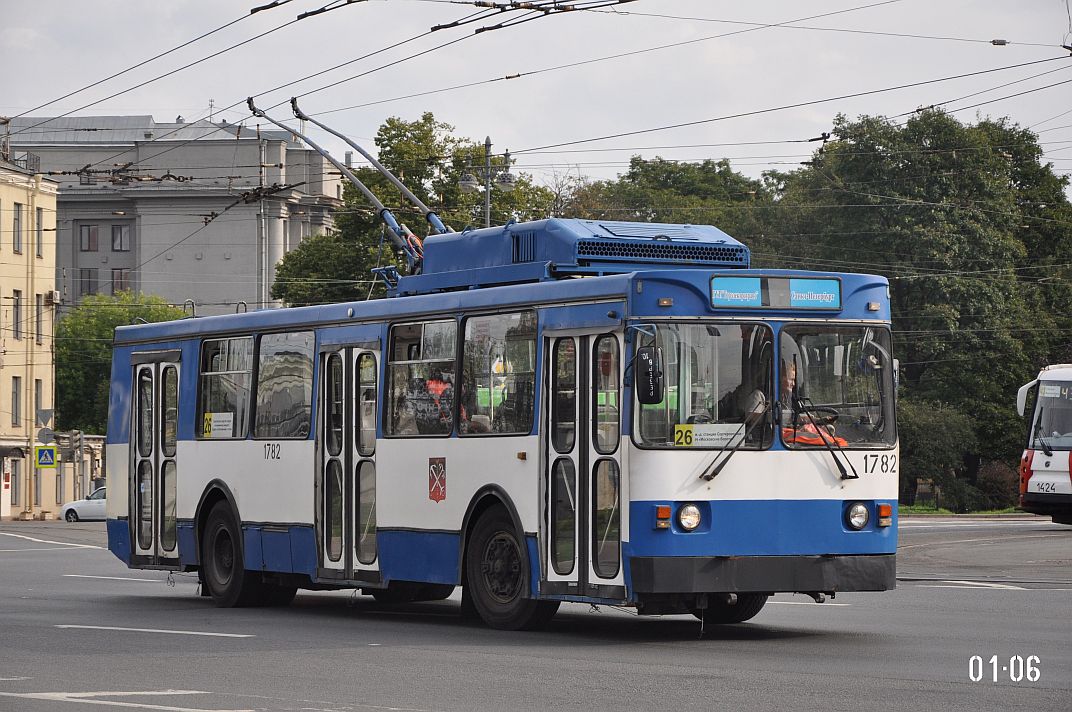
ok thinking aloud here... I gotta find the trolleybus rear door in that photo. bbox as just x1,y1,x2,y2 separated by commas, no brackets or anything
319,347,379,582
544,333,625,599
131,358,181,567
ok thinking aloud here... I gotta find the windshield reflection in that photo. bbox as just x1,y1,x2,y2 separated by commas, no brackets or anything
779,326,896,448
1031,382,1072,451
636,323,774,449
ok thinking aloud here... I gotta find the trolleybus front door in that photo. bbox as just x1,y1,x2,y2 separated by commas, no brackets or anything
131,359,181,567
319,347,379,582
543,334,625,599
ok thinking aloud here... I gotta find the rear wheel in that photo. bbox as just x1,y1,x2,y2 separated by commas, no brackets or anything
465,508,558,630
691,593,769,624
64,509,79,522
200,502,263,607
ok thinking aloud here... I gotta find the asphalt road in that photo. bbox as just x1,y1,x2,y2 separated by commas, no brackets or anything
0,516,1068,712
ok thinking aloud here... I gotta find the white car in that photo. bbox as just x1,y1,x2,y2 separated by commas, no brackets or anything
61,487,106,522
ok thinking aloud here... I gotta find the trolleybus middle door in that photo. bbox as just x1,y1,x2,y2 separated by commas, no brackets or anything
319,346,380,582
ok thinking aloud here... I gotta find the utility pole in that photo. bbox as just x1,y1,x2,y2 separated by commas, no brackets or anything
484,136,492,228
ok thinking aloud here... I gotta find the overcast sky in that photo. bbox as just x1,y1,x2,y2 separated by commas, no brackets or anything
2,0,1070,186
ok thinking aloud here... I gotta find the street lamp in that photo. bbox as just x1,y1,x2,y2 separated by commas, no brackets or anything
459,136,515,228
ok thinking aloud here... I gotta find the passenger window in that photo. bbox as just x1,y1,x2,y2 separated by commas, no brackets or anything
198,337,253,438
386,320,456,436
254,331,314,439
460,311,536,436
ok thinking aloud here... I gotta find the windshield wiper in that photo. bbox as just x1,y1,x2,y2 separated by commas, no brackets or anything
699,401,769,481
795,397,859,480
1034,408,1054,456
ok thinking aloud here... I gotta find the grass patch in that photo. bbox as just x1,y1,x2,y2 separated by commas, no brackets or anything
899,504,1020,515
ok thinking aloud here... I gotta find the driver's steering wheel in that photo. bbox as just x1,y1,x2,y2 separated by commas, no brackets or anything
804,406,839,425
687,413,713,424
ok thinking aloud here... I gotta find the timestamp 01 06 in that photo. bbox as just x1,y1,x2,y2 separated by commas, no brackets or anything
968,655,1041,682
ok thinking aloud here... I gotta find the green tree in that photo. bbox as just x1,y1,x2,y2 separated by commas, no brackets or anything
272,112,555,306
760,110,1071,476
565,156,772,242
55,292,185,433
897,396,977,504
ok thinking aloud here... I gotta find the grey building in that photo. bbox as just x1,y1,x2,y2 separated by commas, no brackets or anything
8,116,342,315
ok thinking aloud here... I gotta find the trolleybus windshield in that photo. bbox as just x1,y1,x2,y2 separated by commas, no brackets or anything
1029,381,1072,450
779,325,896,448
635,323,774,449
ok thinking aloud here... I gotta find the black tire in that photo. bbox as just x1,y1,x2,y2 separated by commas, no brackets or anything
465,508,559,630
692,593,769,624
64,509,79,522
200,502,262,607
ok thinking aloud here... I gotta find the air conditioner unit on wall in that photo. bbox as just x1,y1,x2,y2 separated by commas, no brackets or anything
44,290,60,305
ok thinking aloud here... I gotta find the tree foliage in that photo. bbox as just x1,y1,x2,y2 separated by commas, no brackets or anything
272,112,554,305
759,110,1070,497
55,292,185,433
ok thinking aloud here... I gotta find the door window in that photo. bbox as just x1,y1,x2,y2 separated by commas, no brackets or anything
593,336,620,454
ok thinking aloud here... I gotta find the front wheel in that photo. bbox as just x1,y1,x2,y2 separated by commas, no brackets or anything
465,508,558,630
692,593,769,624
64,509,79,522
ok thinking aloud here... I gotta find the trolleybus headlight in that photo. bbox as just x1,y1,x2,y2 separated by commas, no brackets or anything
846,502,870,530
678,503,702,531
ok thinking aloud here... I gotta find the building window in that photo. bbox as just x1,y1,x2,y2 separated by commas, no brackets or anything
111,269,131,295
34,379,42,424
33,468,40,507
12,290,22,340
112,224,130,251
12,376,21,426
35,294,43,344
79,225,98,252
35,207,43,258
56,468,65,505
13,203,23,253
198,337,253,439
79,269,98,296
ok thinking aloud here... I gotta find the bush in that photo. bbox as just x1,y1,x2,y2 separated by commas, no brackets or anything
939,478,987,513
976,461,1020,510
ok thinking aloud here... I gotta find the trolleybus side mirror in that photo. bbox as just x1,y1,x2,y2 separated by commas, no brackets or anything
1016,379,1038,418
635,346,663,405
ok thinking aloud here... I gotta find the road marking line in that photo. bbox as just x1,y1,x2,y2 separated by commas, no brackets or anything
0,676,31,681
55,625,254,638
900,533,1067,549
0,546,88,552
942,579,1028,589
63,574,161,582
769,600,851,606
0,532,105,550
0,690,253,711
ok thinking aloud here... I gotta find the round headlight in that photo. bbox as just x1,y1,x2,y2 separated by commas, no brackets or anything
847,502,869,530
678,503,702,531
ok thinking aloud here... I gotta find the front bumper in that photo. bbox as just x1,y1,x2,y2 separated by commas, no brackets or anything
630,553,896,593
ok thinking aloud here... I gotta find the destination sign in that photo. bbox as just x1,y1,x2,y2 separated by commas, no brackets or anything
711,276,841,310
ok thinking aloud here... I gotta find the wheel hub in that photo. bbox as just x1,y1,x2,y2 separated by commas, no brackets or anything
481,533,522,603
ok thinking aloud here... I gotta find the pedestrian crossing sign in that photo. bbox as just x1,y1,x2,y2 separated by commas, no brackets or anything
35,445,57,468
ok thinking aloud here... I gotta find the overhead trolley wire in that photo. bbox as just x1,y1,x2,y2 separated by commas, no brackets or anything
5,2,293,122
5,2,322,141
